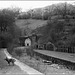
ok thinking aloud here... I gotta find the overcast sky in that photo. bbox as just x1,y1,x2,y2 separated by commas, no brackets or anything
0,1,75,12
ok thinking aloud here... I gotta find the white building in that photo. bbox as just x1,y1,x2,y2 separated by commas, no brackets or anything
25,38,31,46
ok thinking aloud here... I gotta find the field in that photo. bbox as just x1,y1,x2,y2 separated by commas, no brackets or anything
15,19,47,35
15,19,47,30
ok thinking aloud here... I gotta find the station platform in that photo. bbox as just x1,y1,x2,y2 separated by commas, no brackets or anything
34,50,75,63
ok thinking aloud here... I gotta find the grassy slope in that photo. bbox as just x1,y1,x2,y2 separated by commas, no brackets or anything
15,19,47,35
15,19,48,43
32,25,49,44
15,19,47,29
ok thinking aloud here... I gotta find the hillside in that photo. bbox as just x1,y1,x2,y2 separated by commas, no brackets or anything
33,18,75,53
18,2,75,20
16,2,75,53
15,19,47,35
16,2,75,36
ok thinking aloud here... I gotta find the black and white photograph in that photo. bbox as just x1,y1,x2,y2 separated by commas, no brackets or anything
0,0,75,75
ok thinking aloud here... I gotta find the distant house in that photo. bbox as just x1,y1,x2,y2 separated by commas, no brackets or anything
19,36,32,46
19,34,42,48
25,38,31,46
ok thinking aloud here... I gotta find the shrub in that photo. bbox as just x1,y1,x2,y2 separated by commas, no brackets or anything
15,49,23,57
26,47,34,59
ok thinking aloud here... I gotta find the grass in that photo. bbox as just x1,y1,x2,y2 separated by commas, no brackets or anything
15,19,47,30
15,19,48,57
15,19,47,41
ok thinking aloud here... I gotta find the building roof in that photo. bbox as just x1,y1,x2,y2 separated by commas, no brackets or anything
19,33,42,38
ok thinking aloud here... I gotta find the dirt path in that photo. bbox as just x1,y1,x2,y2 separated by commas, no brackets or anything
5,65,28,75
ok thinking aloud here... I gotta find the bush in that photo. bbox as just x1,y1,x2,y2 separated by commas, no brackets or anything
26,47,34,59
18,13,30,19
15,49,23,57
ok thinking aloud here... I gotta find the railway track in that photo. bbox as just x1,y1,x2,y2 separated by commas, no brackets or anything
34,50,75,70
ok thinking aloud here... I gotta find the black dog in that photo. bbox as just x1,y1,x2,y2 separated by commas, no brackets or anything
4,57,16,66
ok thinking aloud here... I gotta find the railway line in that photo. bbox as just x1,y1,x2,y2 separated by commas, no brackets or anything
34,50,75,70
